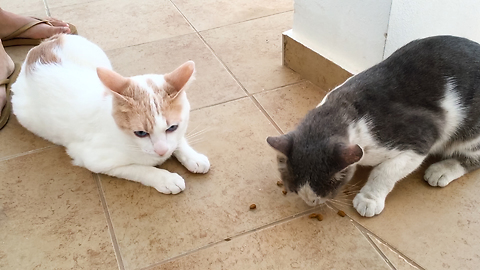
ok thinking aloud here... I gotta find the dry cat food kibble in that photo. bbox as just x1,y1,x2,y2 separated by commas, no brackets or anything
249,204,256,210
282,190,287,195
308,213,318,219
276,181,283,187
337,210,346,217
316,214,323,221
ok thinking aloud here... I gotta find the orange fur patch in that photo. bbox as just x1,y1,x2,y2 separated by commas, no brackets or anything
147,79,184,124
111,82,156,133
112,80,184,133
25,34,63,73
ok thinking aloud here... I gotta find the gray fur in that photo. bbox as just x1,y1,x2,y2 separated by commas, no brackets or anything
267,35,480,206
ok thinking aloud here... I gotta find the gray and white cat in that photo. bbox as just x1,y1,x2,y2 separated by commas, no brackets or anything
267,35,480,217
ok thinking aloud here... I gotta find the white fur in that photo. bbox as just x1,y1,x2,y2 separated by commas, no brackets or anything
316,75,354,108
346,119,427,216
424,159,466,187
346,80,476,216
298,184,326,206
430,80,466,154
11,35,209,194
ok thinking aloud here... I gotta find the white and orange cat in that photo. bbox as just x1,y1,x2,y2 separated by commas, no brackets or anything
11,34,210,194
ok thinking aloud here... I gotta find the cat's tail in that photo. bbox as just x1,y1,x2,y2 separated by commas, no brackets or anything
22,34,64,75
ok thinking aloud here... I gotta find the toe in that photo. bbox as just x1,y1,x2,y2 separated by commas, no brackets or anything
47,17,69,27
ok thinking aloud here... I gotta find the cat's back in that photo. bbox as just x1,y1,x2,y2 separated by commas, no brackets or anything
320,36,480,153
343,36,480,102
11,34,114,145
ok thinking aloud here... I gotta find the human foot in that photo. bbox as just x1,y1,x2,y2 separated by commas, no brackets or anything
0,8,71,41
0,40,15,119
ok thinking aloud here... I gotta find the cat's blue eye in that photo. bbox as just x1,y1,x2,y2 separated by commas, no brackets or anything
166,125,178,132
134,131,149,138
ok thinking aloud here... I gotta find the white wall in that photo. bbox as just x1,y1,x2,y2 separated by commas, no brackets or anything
292,0,392,74
384,0,480,57
292,0,480,73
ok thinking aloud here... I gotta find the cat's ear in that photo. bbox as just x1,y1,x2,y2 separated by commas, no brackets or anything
267,135,292,156
163,61,195,99
97,67,129,98
338,144,363,168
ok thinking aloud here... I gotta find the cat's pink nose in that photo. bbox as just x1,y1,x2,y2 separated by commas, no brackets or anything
154,141,169,156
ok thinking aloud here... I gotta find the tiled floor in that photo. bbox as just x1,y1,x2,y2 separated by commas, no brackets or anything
1,1,479,269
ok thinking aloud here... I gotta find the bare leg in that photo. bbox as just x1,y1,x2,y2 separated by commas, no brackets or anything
0,40,15,118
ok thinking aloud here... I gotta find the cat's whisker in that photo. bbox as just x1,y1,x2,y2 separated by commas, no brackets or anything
331,196,353,201
336,191,359,197
328,199,353,207
187,139,206,146
186,123,203,134
324,202,336,211
327,202,352,209
341,191,360,196
330,198,353,204
345,181,363,188
186,127,214,139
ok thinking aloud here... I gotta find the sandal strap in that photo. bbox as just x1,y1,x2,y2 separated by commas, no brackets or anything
0,79,9,86
3,19,53,41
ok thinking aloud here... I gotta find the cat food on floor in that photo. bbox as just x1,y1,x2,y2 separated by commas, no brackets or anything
308,213,318,219
316,214,323,221
276,181,283,187
249,204,256,210
282,190,287,195
337,210,346,217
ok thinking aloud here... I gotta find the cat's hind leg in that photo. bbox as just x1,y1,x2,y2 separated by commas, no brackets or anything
424,155,479,187
353,151,426,217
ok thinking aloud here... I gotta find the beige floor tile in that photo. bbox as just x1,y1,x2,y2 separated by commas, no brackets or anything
254,81,327,133
0,113,53,160
340,163,480,270
5,46,33,64
1,1,46,14
99,98,315,269
172,0,293,31
0,147,118,269
151,210,390,270
200,12,302,94
107,33,246,110
51,0,194,51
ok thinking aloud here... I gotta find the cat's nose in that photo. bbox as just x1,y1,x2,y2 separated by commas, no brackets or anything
154,141,169,156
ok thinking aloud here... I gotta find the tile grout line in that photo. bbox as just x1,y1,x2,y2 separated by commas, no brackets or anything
189,80,307,114
250,95,284,134
141,205,326,270
195,9,295,32
324,202,397,270
168,0,289,135
0,145,59,162
353,223,397,270
350,218,425,270
93,173,126,270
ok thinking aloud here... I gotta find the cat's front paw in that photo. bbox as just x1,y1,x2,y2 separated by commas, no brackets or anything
153,173,186,194
353,192,385,217
178,152,210,174
424,159,465,187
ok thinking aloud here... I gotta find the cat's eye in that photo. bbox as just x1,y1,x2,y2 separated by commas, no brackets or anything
134,131,149,138
166,125,178,132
